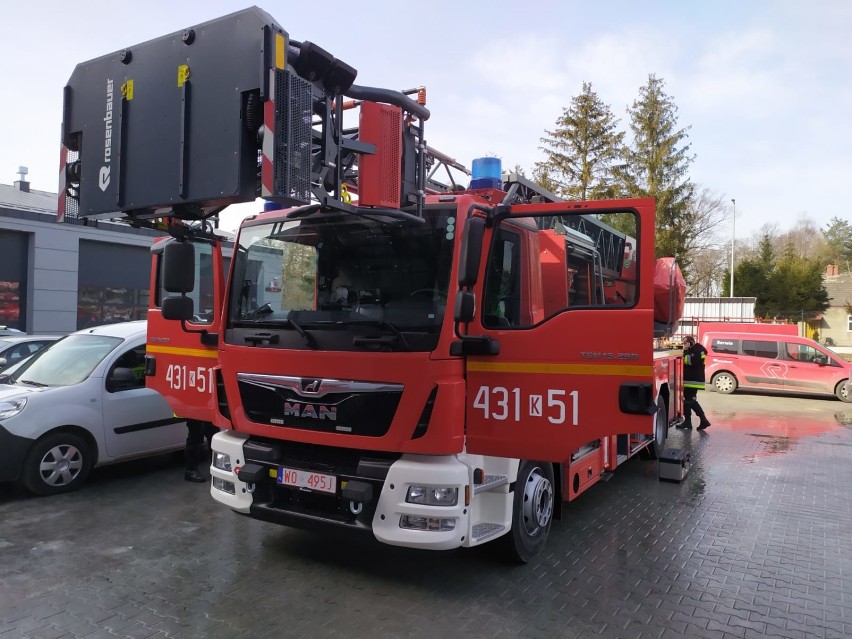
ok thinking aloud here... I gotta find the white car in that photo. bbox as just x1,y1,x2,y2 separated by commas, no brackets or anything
0,321,185,495
0,334,64,372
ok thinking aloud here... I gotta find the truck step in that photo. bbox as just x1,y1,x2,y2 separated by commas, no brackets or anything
472,522,507,542
474,474,508,494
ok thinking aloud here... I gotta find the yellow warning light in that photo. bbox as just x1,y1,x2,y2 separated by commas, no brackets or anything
275,33,286,70
121,80,134,101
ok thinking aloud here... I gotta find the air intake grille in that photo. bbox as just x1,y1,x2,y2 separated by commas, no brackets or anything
59,148,82,224
273,69,312,206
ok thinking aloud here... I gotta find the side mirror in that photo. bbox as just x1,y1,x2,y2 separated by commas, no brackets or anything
163,242,195,293
454,290,476,323
0,357,6,367
162,296,194,321
814,354,828,366
458,217,485,287
107,367,137,392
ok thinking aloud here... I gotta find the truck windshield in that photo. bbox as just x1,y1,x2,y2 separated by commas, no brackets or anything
227,207,456,352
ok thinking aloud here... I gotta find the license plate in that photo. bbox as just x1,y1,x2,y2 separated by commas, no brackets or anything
277,466,337,494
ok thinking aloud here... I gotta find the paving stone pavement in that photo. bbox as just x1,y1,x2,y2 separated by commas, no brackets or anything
1,390,851,639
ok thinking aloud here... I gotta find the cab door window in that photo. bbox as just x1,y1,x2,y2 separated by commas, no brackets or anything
481,211,638,329
483,228,522,327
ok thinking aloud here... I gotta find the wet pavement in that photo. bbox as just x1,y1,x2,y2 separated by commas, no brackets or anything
1,390,852,638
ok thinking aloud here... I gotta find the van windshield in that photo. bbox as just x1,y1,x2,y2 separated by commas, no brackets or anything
9,335,122,387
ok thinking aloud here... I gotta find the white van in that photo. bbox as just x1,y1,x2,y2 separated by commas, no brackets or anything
0,321,185,495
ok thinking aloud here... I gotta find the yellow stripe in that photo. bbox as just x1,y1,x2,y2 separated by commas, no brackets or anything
147,345,218,359
467,361,652,376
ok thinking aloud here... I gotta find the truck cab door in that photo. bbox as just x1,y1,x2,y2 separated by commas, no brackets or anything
463,200,659,463
146,238,229,423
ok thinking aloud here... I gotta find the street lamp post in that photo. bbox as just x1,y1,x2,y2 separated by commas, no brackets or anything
730,198,736,298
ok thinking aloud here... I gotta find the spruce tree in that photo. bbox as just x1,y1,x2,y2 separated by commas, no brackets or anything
534,82,624,200
613,75,695,270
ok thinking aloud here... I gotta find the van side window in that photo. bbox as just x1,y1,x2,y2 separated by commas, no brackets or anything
785,342,811,362
742,339,778,359
711,338,738,355
785,342,838,366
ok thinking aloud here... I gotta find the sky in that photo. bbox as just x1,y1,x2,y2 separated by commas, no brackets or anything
1,0,849,242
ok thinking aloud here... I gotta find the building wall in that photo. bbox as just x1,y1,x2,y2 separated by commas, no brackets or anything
819,307,851,347
1,209,160,334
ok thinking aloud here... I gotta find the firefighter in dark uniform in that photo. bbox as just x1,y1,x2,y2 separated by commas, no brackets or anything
678,336,711,430
184,420,218,482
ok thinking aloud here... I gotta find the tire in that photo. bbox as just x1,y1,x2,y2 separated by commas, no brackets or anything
711,372,738,395
504,460,555,563
20,432,92,496
647,396,668,460
835,380,852,403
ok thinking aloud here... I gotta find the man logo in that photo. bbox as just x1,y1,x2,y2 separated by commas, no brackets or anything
301,378,322,394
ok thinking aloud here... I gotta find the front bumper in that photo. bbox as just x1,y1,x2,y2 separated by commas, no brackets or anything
209,431,472,550
0,424,33,483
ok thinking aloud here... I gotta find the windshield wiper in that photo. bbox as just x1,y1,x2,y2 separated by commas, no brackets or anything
239,305,318,349
20,379,49,387
344,319,412,352
242,318,318,350
285,315,318,349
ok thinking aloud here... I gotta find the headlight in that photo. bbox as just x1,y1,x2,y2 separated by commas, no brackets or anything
212,452,232,471
0,396,27,420
406,485,458,506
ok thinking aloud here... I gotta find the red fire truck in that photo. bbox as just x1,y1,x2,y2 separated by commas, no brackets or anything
59,7,684,561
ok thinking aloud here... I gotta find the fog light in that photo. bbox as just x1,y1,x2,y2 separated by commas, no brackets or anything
399,515,455,531
213,452,232,471
406,485,458,506
212,477,235,494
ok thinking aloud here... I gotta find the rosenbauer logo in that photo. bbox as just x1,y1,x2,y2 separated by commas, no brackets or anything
99,79,114,191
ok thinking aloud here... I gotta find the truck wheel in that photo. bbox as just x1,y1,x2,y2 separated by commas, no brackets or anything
835,380,852,402
504,460,554,563
647,396,668,460
20,432,92,496
711,372,738,395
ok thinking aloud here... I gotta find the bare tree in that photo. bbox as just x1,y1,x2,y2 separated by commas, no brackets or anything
689,248,728,296
681,186,732,292
776,215,828,262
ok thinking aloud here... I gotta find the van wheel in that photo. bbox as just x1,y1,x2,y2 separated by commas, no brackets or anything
504,461,554,563
835,380,852,402
20,432,92,496
712,372,738,394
